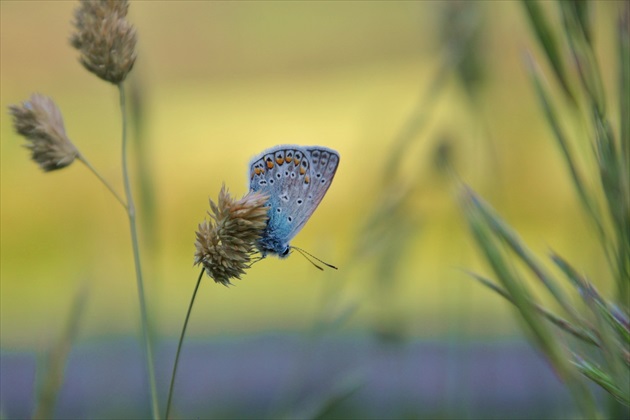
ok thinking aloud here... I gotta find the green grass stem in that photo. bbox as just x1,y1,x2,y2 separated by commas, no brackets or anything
165,268,205,419
77,155,127,209
119,84,160,420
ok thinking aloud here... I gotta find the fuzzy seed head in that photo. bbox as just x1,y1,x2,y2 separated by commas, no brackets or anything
9,94,79,172
70,0,137,84
194,186,269,286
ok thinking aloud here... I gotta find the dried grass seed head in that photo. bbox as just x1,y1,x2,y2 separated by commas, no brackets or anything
8,94,79,172
70,0,137,84
194,186,269,286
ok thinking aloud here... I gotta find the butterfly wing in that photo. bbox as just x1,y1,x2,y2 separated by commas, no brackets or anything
248,145,340,254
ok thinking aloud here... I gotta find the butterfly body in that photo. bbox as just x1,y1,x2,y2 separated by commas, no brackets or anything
249,145,340,258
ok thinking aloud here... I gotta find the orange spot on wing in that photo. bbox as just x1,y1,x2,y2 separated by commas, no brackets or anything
294,158,300,166
254,167,263,175
305,175,310,184
300,166,306,175
266,160,274,169
285,156,292,163
275,157,284,165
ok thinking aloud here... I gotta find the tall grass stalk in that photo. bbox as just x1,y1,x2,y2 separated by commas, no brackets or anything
119,84,160,419
165,268,204,419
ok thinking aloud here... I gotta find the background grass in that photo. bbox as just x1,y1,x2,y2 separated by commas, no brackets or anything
0,1,626,418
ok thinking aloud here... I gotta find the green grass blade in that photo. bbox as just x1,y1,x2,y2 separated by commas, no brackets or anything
620,4,630,165
552,251,629,343
465,186,580,321
461,187,599,417
573,356,629,406
33,283,89,419
521,0,576,103
560,1,607,117
467,271,600,347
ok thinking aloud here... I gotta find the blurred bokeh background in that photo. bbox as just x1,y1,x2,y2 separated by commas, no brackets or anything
1,1,624,418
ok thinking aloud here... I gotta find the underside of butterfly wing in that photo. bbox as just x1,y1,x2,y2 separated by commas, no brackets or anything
248,145,340,257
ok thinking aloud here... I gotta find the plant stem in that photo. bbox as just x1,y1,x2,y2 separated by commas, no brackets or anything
77,155,128,209
119,83,159,420
165,268,205,419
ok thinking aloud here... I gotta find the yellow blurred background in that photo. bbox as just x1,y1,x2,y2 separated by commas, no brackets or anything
0,1,619,351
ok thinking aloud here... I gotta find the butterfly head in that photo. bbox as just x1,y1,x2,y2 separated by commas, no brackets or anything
257,234,291,259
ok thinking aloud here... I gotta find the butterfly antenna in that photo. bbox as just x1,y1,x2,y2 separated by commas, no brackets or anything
291,246,338,270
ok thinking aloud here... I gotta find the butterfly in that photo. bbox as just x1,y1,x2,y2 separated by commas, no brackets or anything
249,145,340,259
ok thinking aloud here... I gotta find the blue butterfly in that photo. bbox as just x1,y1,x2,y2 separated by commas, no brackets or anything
249,145,340,259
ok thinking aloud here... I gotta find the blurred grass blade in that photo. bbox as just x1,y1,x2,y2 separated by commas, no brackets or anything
560,1,606,117
383,63,448,180
33,283,89,419
460,187,597,418
464,185,579,321
525,53,614,264
608,305,630,344
573,356,629,406
620,3,630,166
568,0,592,45
598,302,630,346
284,373,363,420
592,115,627,275
521,0,576,103
462,187,567,369
554,251,630,398
461,186,598,416
550,251,595,296
551,251,629,344
467,271,600,347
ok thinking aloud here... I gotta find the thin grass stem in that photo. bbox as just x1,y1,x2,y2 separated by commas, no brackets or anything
119,83,159,420
165,268,205,419
77,155,127,209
